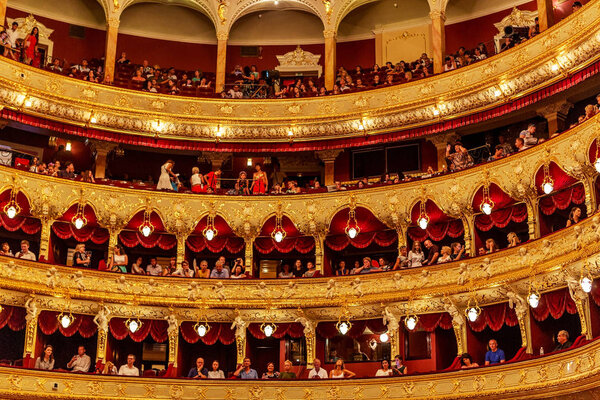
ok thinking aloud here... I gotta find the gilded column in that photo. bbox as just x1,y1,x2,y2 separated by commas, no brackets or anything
443,299,466,356
315,149,343,186
461,213,475,257
396,228,407,251
568,281,593,340
323,30,337,91
382,308,400,359
296,313,316,369
525,196,541,240
536,101,573,137
93,304,110,363
243,235,255,275
582,176,598,215
107,228,120,262
215,33,228,93
104,16,120,84
429,10,446,75
175,233,187,267
0,0,7,28
88,140,117,179
166,312,179,373
38,218,53,262
373,29,384,66
231,311,247,365
23,296,40,365
537,0,555,32
313,233,324,274
428,132,459,171
202,151,232,173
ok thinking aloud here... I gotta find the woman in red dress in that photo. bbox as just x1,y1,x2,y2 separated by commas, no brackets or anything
24,27,39,65
251,164,268,194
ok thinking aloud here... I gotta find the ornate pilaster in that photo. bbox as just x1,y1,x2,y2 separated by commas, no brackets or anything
536,100,573,136
38,218,53,262
296,311,316,369
23,296,39,364
373,29,384,66
537,0,554,32
525,195,541,240
429,10,446,75
461,213,475,257
443,298,466,356
567,279,593,339
315,149,343,186
107,228,120,262
231,311,247,365
429,132,459,171
323,30,337,91
243,235,255,275
166,312,179,369
582,175,598,215
215,32,228,93
382,307,400,358
93,304,111,363
0,0,7,29
312,232,325,274
88,140,117,179
202,151,231,173
104,16,121,84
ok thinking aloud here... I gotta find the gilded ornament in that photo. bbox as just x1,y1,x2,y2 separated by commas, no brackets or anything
151,99,166,110
36,378,46,392
63,381,74,394
249,386,263,400
403,382,415,396
82,87,97,99
45,79,63,94
353,386,364,399
379,385,390,398
287,103,302,114
327,386,341,400
87,381,103,395
116,383,127,397
452,379,461,393
303,388,314,400
8,374,22,390
169,385,184,400
145,384,157,398
196,387,207,400
224,387,235,400
113,95,131,108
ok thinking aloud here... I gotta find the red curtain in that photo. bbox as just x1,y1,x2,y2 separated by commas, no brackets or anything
0,214,41,234
531,288,578,321
475,204,528,231
417,313,453,332
259,216,301,237
471,184,515,211
328,207,389,235
37,311,97,338
186,235,245,254
535,162,577,195
325,231,397,251
118,231,177,250
58,204,98,225
247,323,304,339
468,303,518,332
124,211,166,232
316,319,387,339
408,220,464,242
109,318,168,342
52,222,109,244
254,236,315,254
179,322,235,345
0,305,26,331
539,184,585,215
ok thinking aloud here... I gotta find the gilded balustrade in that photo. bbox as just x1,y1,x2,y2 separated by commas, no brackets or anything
0,1,599,143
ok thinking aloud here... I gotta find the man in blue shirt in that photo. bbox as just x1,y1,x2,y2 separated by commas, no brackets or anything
187,357,208,379
484,339,506,365
233,357,258,379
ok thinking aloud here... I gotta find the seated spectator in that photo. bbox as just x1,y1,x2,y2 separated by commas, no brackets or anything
144,80,157,93
444,56,457,71
0,242,12,256
72,243,91,268
132,69,145,82
15,240,36,261
450,242,465,260
303,261,319,277
566,207,582,227
583,104,597,121
131,256,145,275
279,360,296,379
172,260,194,277
117,52,129,64
262,362,280,379
146,257,162,276
371,75,381,87
118,354,140,376
460,353,479,369
308,358,328,379
334,260,350,276
108,245,128,273
67,345,91,372
188,357,208,379
204,168,221,191
339,79,351,91
271,183,283,194
330,359,356,378
407,241,424,268
279,264,294,278
392,246,409,269
507,232,521,248
210,261,230,279
76,59,90,74
484,339,505,365
230,264,246,279
58,162,76,179
333,181,347,191
317,87,327,96
423,239,440,265
141,60,151,74
233,357,258,379
167,79,180,95
446,142,473,171
83,70,99,83
500,37,514,52
392,355,407,375
384,74,394,86
162,257,178,276
553,330,573,351
485,238,499,253
572,1,582,12
208,360,225,379
378,257,392,271
292,259,305,277
229,84,243,99
80,170,95,183
198,78,211,89
101,361,118,375
67,67,78,78
515,137,529,152
437,246,452,263
519,123,541,146
375,359,393,377
353,257,381,274
193,259,210,278
35,345,54,370
48,58,63,72
490,145,506,161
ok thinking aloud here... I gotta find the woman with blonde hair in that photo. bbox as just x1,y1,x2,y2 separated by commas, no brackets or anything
507,232,521,247
190,167,204,193
485,238,499,253
407,241,424,268
437,246,452,263
73,243,91,268
101,360,117,375
330,359,356,378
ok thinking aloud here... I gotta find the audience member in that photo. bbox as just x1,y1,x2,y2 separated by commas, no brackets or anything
450,242,465,260
308,358,328,379
566,207,582,227
230,264,246,279
67,345,91,372
352,257,381,274
334,260,350,276
375,359,393,377
162,257,178,276
460,353,479,369
262,362,280,379
303,261,319,277
131,257,145,274
210,261,230,279
553,330,573,352
101,361,118,375
188,357,208,379
278,264,294,278
279,360,297,379
118,354,140,376
35,345,54,370
15,240,36,261
72,243,91,268
0,242,13,256
392,246,409,269
172,260,194,277
507,232,521,248
423,239,439,265
392,355,407,375
437,246,452,263
57,162,76,179
233,357,258,379
484,339,505,365
208,360,225,379
108,245,128,273
519,123,541,146
194,259,210,278
330,359,356,378
146,257,162,276
407,241,424,268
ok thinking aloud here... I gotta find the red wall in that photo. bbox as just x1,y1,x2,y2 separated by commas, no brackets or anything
336,39,376,69
6,8,106,64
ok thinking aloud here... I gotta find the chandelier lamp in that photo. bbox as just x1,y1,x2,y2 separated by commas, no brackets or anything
194,318,211,338
541,163,554,195
580,262,593,293
125,317,143,333
139,208,154,238
336,307,352,335
3,189,20,219
71,202,88,230
345,200,360,239
417,200,429,230
260,322,278,338
594,138,600,173
480,180,495,215
271,205,286,243
57,297,75,329
464,296,481,322
202,214,218,241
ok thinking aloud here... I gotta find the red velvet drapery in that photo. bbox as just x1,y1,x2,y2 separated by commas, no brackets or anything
118,231,177,250
109,318,168,342
254,237,315,254
0,214,41,234
179,322,235,345
468,303,519,332
475,203,528,231
472,184,515,211
0,306,26,331
52,222,109,244
417,313,453,332
316,319,387,339
530,288,578,321
539,184,585,215
408,200,464,241
186,235,245,254
247,323,304,339
325,231,397,251
535,162,578,195
38,311,97,338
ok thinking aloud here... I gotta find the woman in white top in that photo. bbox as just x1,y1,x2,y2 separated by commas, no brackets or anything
407,241,424,268
278,264,294,278
35,345,54,370
208,360,225,379
109,245,128,273
230,265,246,279
156,160,177,190
190,167,204,193
375,359,393,377
437,246,452,264
131,256,145,274
330,359,355,379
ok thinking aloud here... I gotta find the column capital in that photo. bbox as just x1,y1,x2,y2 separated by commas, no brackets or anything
323,29,337,40
429,132,460,149
315,149,343,163
107,15,120,29
216,32,229,41
536,100,573,119
202,151,232,170
429,10,446,21
88,139,118,157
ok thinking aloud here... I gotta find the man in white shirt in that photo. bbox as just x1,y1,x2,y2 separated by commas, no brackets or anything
228,85,243,99
67,345,91,373
308,358,328,379
6,22,19,48
519,123,540,147
146,257,162,276
15,240,36,261
118,354,140,376
171,260,194,277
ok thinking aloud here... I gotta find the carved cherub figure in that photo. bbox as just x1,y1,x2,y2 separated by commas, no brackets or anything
382,306,399,333
351,277,363,297
325,279,337,299
25,295,38,324
93,304,111,332
442,297,464,327
231,310,246,341
46,267,58,288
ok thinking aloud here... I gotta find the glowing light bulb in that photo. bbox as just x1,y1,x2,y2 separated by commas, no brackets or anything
418,217,428,230
494,89,502,98
467,307,479,322
205,228,215,241
90,116,97,124
5,205,17,219
274,0,279,4
141,225,152,237
74,217,85,230
481,202,493,215
551,63,560,72
542,182,554,195
264,324,274,337
128,320,139,333
347,227,358,239
595,158,600,174
379,333,389,343
580,277,593,293
338,322,350,335
197,324,208,337
65,142,72,152
432,108,440,116
405,317,417,331
24,99,32,108
528,292,540,308
274,231,283,243
60,314,72,328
